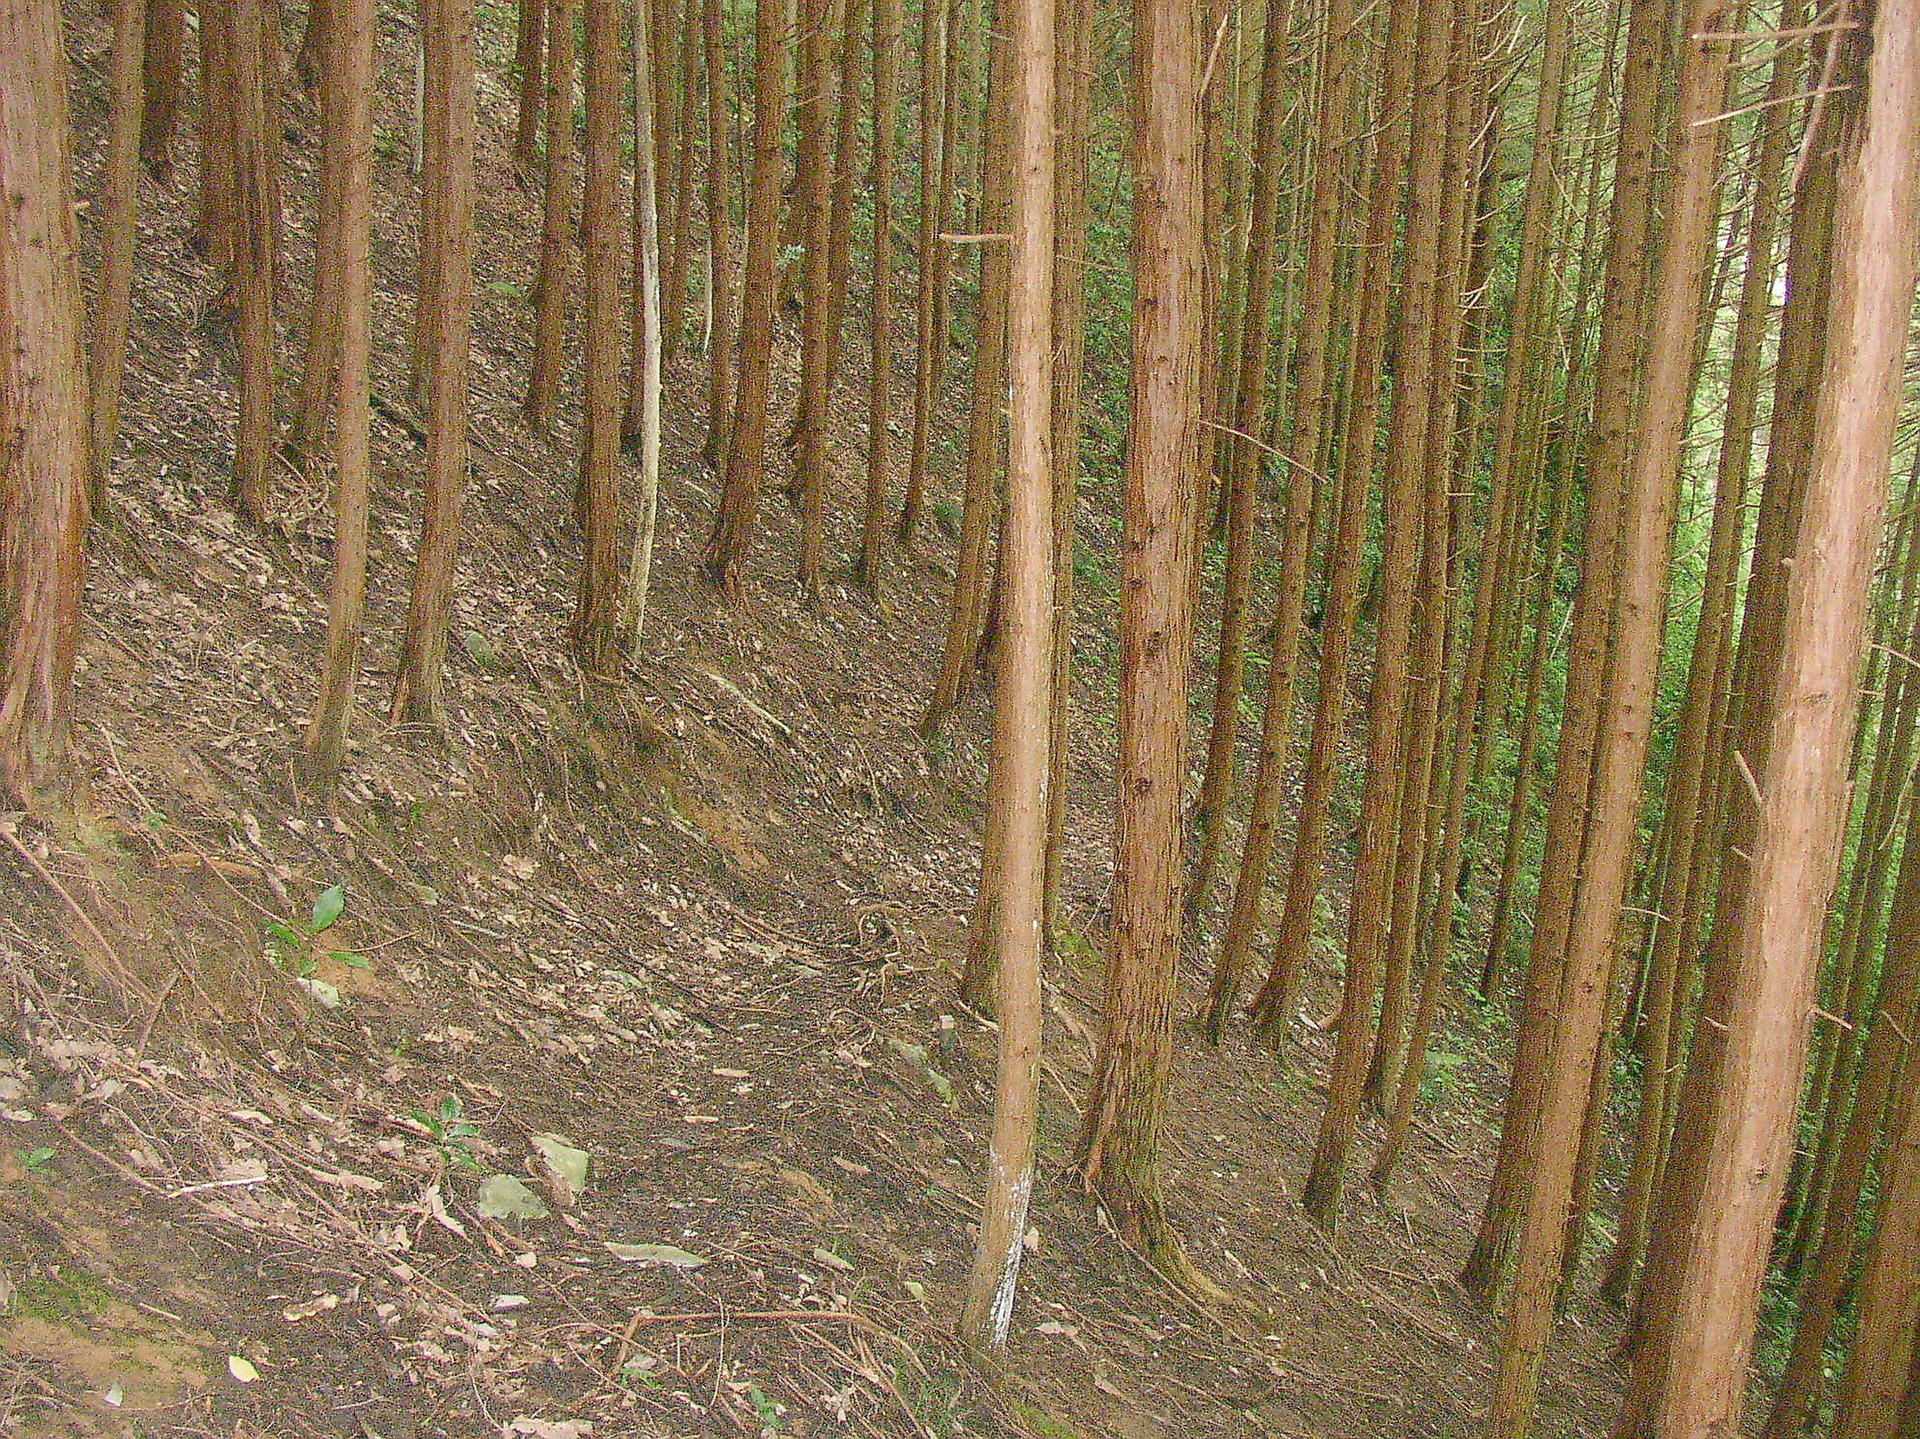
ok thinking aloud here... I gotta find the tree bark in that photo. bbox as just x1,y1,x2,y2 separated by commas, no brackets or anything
959,0,1052,1347
139,0,183,180
523,0,579,434
623,0,664,646
0,0,92,806
89,0,149,497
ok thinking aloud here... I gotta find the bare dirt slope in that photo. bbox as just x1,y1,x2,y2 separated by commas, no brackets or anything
1,9,1631,1438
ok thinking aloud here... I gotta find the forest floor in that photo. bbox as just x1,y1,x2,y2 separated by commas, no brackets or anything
3,8,1636,1438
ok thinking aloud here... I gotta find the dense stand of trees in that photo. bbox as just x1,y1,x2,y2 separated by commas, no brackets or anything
4,0,1920,1429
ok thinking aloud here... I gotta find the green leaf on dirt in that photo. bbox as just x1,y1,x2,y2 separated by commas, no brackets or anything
296,976,343,1009
477,1174,550,1221
310,885,345,934
226,1355,261,1383
811,1246,854,1273
924,1068,956,1105
603,1242,709,1269
462,630,501,669
886,1038,928,1068
530,1133,589,1202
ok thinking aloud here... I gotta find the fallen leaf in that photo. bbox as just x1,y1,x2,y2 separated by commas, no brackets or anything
529,1134,589,1205
282,1294,340,1322
603,1242,709,1269
420,1182,468,1236
227,1355,260,1383
811,1247,855,1273
102,1383,123,1407
477,1174,550,1221
506,1418,592,1439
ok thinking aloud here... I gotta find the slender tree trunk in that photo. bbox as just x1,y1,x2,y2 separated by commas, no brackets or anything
659,10,699,371
900,0,958,544
389,0,476,728
790,0,845,596
296,0,328,88
196,0,236,267
300,0,374,787
852,0,903,590
0,0,91,807
89,0,149,498
959,0,1052,1346
700,0,735,463
524,0,579,433
513,0,546,169
1622,6,1918,1428
1077,0,1207,1279
922,13,1011,739
1247,0,1422,1048
623,0,664,645
1200,0,1361,1039
1182,0,1296,919
701,0,790,597
226,0,279,523
572,0,624,666
139,0,184,180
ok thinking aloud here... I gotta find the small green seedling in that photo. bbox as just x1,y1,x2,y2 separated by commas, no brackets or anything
265,885,369,978
410,1095,486,1173
747,1382,782,1433
17,1146,54,1174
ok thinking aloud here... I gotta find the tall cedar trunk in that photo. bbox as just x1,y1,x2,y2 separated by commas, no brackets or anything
1200,0,1362,1039
300,0,374,785
958,0,1052,1345
513,0,545,169
900,0,959,543
1076,0,1204,1273
623,0,665,644
1246,0,1422,1048
1838,1028,1920,1439
290,8,349,465
196,0,236,267
226,0,278,523
659,8,699,372
0,0,91,806
139,0,184,179
790,0,844,597
1619,31,1848,1414
1601,13,1798,1302
389,0,476,727
1483,0,1731,1420
1768,773,1920,1436
700,0,734,463
921,13,1011,740
1299,0,1458,1225
853,0,902,589
1041,0,1090,940
571,0,623,666
411,7,441,391
1623,5,1918,1429
524,0,578,434
700,0,790,597
1461,0,1667,1299
89,0,149,496
1182,0,1295,920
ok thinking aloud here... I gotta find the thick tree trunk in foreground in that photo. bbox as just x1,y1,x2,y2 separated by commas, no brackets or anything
389,0,476,728
1621,2,1919,1430
139,0,184,179
959,0,1052,1347
0,0,92,806
300,0,375,785
1076,0,1205,1277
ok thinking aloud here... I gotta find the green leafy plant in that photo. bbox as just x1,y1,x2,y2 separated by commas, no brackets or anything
747,1382,782,1433
410,1095,487,1173
483,280,527,302
265,885,368,979
17,1146,54,1173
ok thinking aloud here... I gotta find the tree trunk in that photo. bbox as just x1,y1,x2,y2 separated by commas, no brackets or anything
0,0,91,807
852,0,902,590
512,0,546,169
226,0,279,523
700,0,791,597
623,0,664,645
88,0,148,497
300,0,374,786
700,0,734,464
389,0,476,728
523,0,578,434
959,0,1052,1347
1076,0,1206,1279
1622,4,1918,1427
899,0,959,545
139,0,183,180
790,0,845,597
571,0,624,667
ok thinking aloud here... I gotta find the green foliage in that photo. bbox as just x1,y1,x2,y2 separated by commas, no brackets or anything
16,1145,54,1173
12,1265,109,1321
410,1095,487,1173
264,885,367,980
